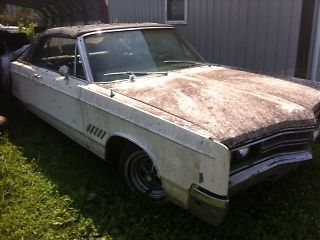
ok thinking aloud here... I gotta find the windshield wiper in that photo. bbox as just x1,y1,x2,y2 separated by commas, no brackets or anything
104,71,168,78
163,60,210,66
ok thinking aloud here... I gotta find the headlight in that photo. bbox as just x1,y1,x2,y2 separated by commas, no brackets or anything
236,147,250,159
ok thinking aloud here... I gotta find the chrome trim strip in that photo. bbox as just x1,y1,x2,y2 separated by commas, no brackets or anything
77,37,94,82
80,26,174,38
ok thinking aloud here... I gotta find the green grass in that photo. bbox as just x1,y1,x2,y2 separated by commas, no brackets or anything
1,95,320,239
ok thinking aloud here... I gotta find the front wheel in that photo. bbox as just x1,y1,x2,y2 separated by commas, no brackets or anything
119,144,166,200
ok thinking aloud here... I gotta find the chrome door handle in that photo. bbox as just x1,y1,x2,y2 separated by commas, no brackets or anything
33,73,42,79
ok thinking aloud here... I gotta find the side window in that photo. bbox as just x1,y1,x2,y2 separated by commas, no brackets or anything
165,0,187,24
31,37,86,80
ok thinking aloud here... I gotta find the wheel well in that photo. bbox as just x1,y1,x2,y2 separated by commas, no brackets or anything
105,136,142,167
106,135,166,200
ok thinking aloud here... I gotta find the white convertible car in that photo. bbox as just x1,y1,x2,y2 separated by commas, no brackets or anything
9,23,320,225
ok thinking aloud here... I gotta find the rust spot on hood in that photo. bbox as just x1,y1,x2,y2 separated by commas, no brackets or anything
103,67,320,148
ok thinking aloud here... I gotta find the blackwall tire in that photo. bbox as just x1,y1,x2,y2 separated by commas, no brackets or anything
119,144,166,200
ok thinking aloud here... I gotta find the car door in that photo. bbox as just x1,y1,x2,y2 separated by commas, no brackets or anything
10,54,38,108
29,36,88,147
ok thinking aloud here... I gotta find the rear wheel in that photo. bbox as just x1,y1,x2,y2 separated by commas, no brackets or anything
119,144,166,200
0,57,12,95
0,115,7,131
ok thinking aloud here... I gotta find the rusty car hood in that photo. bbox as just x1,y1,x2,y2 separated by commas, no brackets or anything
104,66,320,148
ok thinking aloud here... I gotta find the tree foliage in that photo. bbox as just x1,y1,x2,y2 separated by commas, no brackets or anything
0,3,39,26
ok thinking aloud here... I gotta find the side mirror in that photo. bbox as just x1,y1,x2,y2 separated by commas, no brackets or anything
58,65,70,79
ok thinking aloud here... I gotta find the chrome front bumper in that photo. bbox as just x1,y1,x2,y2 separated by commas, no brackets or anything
188,185,228,225
187,151,312,225
229,151,313,195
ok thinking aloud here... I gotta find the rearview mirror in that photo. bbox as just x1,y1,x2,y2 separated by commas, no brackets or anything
58,65,70,79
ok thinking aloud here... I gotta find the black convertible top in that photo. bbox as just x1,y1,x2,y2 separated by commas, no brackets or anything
41,23,173,39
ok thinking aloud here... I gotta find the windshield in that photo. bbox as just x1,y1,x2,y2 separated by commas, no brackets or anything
84,28,205,82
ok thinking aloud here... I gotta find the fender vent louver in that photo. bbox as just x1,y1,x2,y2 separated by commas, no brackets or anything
86,124,107,139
